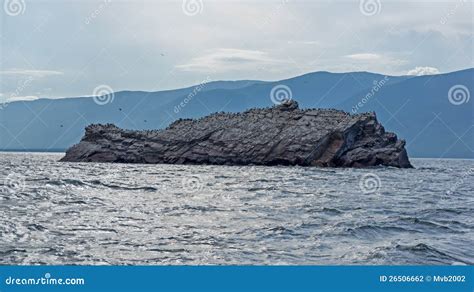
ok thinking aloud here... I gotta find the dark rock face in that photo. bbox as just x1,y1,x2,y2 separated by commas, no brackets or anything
61,100,412,168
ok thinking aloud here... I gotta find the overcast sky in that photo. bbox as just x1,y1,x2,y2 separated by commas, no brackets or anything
0,0,473,101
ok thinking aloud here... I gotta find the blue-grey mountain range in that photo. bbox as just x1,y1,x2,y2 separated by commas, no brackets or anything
0,68,472,158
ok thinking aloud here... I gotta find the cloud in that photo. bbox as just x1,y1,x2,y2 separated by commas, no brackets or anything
176,48,288,72
6,95,39,102
344,53,382,61
0,69,63,77
1,1,470,97
341,53,407,72
407,66,440,76
287,40,320,45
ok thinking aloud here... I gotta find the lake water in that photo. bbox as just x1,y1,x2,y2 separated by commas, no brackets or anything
0,152,472,265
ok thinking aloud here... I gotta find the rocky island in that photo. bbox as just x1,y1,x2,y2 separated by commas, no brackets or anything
61,100,412,168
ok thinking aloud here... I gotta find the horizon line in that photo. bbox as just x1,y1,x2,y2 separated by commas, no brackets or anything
2,67,472,103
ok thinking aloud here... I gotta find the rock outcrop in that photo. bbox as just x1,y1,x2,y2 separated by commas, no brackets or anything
60,100,412,168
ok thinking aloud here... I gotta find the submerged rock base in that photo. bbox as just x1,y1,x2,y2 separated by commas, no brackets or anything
61,100,412,168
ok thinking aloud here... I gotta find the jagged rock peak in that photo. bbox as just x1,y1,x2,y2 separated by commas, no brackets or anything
276,99,299,111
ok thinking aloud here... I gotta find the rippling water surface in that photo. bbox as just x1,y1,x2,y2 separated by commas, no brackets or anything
0,152,473,265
